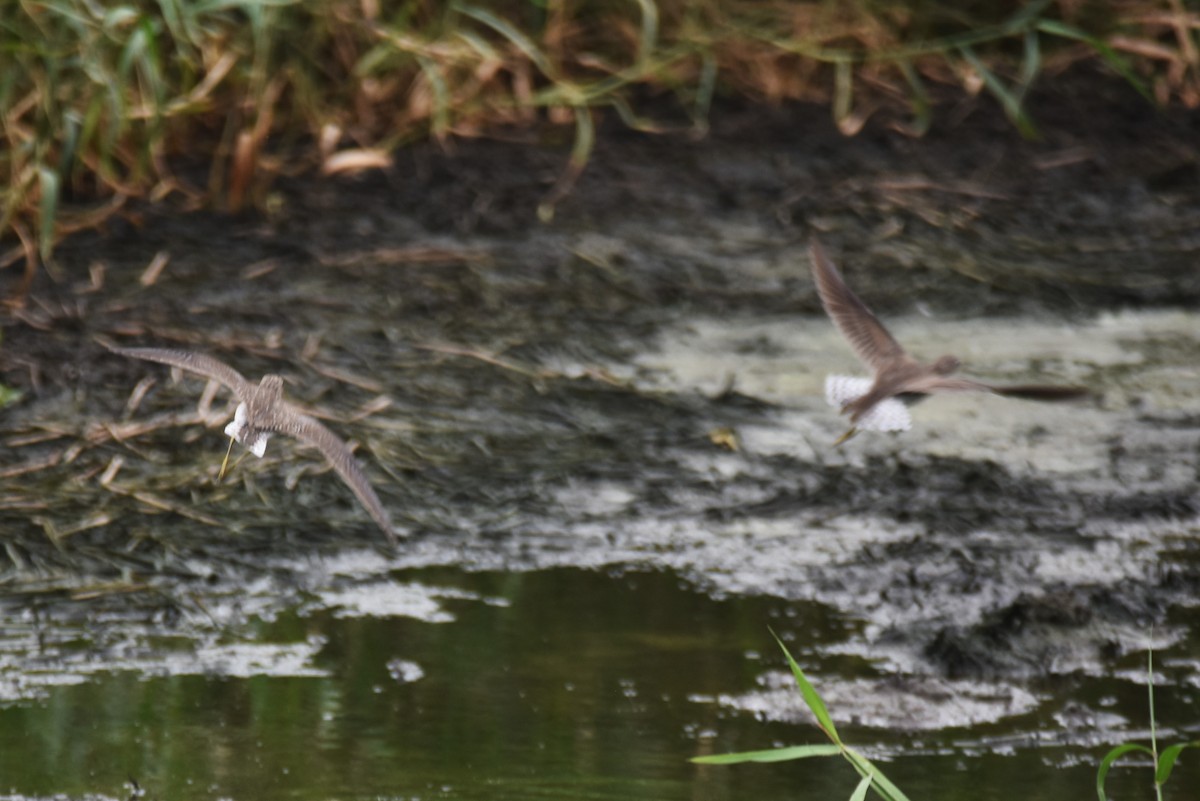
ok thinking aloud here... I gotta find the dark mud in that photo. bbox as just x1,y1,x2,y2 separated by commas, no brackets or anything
1,68,1199,738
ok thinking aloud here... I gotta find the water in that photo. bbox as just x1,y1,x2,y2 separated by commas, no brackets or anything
0,569,810,800
0,567,1196,800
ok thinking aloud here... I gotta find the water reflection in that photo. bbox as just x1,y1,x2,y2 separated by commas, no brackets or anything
0,570,818,800
0,569,1196,800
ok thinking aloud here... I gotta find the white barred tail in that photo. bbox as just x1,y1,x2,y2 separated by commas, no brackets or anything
824,375,912,433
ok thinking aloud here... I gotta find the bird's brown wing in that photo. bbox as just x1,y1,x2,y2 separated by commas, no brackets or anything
277,411,397,545
109,346,251,397
917,375,1089,400
982,383,1090,400
908,376,993,394
809,239,910,374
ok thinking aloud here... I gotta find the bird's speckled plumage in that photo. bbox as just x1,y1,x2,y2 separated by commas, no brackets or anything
809,239,1088,435
109,345,397,544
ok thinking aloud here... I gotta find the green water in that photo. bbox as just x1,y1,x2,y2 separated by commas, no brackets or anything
0,568,1192,800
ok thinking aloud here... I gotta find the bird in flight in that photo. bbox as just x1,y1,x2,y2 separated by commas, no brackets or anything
809,239,1088,444
108,345,397,544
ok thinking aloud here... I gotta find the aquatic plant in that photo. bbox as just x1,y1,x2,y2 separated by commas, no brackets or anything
1,0,1192,293
692,632,912,801
1096,649,1200,801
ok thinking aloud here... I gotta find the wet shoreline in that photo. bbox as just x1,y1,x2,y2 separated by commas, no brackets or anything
0,74,1198,798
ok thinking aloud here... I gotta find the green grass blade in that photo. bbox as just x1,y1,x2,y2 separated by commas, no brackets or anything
771,631,839,744
608,94,667,133
1096,742,1155,801
454,2,553,77
1147,648,1157,759
1016,29,1041,104
1156,741,1200,785
193,0,298,12
849,773,873,801
833,58,853,129
692,51,716,130
103,6,141,29
137,16,166,111
1007,0,1053,30
569,102,596,168
36,166,60,263
416,55,451,138
454,29,501,62
154,0,186,47
117,19,150,82
958,44,1038,139
356,41,401,76
896,59,930,135
537,104,593,222
58,110,82,179
1035,20,1152,103
692,744,843,764
631,0,658,66
844,749,913,801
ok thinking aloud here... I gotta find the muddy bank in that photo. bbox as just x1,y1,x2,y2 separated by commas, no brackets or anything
0,69,1198,712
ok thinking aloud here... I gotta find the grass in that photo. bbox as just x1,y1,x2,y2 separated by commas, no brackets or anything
1096,648,1200,801
692,631,912,801
695,635,1199,801
2,0,1197,294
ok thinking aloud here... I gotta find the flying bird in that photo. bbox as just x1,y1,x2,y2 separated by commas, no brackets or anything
809,239,1088,444
109,345,397,544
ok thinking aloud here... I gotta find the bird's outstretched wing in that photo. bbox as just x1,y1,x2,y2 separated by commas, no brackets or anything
278,412,398,545
109,346,251,397
983,383,1090,400
809,239,910,374
917,375,1089,399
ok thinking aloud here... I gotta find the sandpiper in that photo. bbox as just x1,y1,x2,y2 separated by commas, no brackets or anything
809,238,1088,444
109,345,398,544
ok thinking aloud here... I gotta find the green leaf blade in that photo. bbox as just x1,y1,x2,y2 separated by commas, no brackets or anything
1096,742,1155,801
1156,741,1200,786
36,166,60,262
844,749,914,801
772,631,840,744
692,744,842,765
849,773,873,801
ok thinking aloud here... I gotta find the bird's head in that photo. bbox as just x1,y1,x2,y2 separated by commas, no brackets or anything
933,355,961,375
257,374,284,402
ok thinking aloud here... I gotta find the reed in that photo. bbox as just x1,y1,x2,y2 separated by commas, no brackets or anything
2,0,1193,294
1096,648,1200,801
692,631,912,801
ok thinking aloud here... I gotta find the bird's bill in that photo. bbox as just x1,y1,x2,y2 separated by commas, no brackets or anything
833,426,859,447
218,434,236,481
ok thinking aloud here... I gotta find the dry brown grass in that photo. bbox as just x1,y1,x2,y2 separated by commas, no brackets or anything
1,0,1196,302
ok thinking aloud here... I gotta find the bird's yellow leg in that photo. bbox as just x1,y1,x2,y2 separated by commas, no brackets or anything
833,426,859,447
218,435,236,481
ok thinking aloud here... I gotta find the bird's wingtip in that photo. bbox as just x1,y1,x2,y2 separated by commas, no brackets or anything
381,524,409,548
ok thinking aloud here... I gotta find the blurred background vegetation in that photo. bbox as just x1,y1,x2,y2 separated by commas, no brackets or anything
2,0,1196,296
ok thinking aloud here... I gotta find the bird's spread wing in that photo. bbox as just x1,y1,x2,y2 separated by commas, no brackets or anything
915,376,1089,399
278,411,397,544
109,346,251,397
809,239,909,374
905,375,992,394
981,383,1090,400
